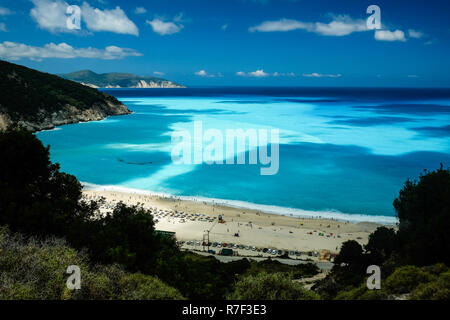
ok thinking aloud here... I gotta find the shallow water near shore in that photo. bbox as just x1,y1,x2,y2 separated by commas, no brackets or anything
36,87,450,224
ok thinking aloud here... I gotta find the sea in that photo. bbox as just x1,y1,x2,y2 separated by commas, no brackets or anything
35,87,450,224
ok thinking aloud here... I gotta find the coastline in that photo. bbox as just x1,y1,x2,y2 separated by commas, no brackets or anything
82,183,395,256
82,182,398,225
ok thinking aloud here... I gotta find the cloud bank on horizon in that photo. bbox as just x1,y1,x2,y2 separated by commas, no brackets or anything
0,0,447,86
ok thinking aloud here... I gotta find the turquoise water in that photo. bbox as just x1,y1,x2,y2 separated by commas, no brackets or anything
36,88,450,223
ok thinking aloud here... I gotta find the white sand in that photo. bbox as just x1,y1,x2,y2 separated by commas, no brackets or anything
83,189,389,259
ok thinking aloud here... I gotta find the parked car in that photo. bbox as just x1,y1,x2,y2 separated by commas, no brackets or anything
252,246,257,251
263,248,268,253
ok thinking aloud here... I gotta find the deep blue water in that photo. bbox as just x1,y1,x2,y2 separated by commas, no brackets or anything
36,87,450,223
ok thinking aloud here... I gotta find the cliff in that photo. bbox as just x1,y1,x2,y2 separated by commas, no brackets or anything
0,60,131,132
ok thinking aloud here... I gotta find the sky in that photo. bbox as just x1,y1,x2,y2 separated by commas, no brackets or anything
0,0,449,87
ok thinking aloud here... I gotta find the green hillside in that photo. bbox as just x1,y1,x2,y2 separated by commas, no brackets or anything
60,70,185,88
0,60,130,131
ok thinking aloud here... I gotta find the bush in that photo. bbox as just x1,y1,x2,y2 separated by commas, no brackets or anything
119,273,185,300
334,283,388,300
410,270,450,300
0,227,183,300
227,272,320,300
384,265,434,294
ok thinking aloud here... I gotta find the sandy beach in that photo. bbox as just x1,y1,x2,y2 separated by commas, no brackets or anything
82,188,389,260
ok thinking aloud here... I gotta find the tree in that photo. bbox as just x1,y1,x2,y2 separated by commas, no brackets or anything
365,226,398,264
393,164,450,266
334,240,364,270
0,127,91,238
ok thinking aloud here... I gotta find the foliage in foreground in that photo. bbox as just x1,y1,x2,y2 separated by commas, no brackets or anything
334,264,450,300
227,272,320,300
0,227,184,300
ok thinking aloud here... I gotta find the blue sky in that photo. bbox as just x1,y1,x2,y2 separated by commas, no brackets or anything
0,0,449,87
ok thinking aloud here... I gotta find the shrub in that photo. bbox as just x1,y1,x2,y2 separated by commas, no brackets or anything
384,265,434,294
410,270,450,300
227,272,320,300
0,227,183,300
334,283,388,300
119,273,184,300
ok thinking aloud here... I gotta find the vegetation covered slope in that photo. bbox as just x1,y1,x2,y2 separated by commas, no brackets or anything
0,60,131,131
0,227,184,300
60,70,185,88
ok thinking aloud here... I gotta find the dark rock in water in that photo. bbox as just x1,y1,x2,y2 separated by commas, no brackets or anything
117,158,153,165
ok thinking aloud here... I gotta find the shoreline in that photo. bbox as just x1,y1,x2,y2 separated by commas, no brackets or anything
82,182,398,225
82,184,395,256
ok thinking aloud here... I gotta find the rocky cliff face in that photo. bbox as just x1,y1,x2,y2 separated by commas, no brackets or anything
0,100,131,132
134,80,182,88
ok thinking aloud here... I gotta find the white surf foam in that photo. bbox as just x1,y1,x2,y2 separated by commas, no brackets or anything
82,182,398,225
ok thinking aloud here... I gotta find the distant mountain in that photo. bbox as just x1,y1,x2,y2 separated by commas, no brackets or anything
0,60,131,132
60,70,185,88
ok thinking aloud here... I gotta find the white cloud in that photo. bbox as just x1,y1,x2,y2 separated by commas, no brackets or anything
30,0,138,35
135,7,147,15
273,72,296,77
0,41,142,61
30,0,69,33
303,72,342,78
314,15,367,36
146,18,182,35
0,7,13,15
153,71,165,76
249,15,367,36
221,24,228,30
248,70,268,77
194,70,223,78
249,18,310,32
195,70,207,76
374,29,406,42
237,70,294,77
81,2,139,36
408,29,424,39
407,75,419,78
0,23,6,32
194,70,214,77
